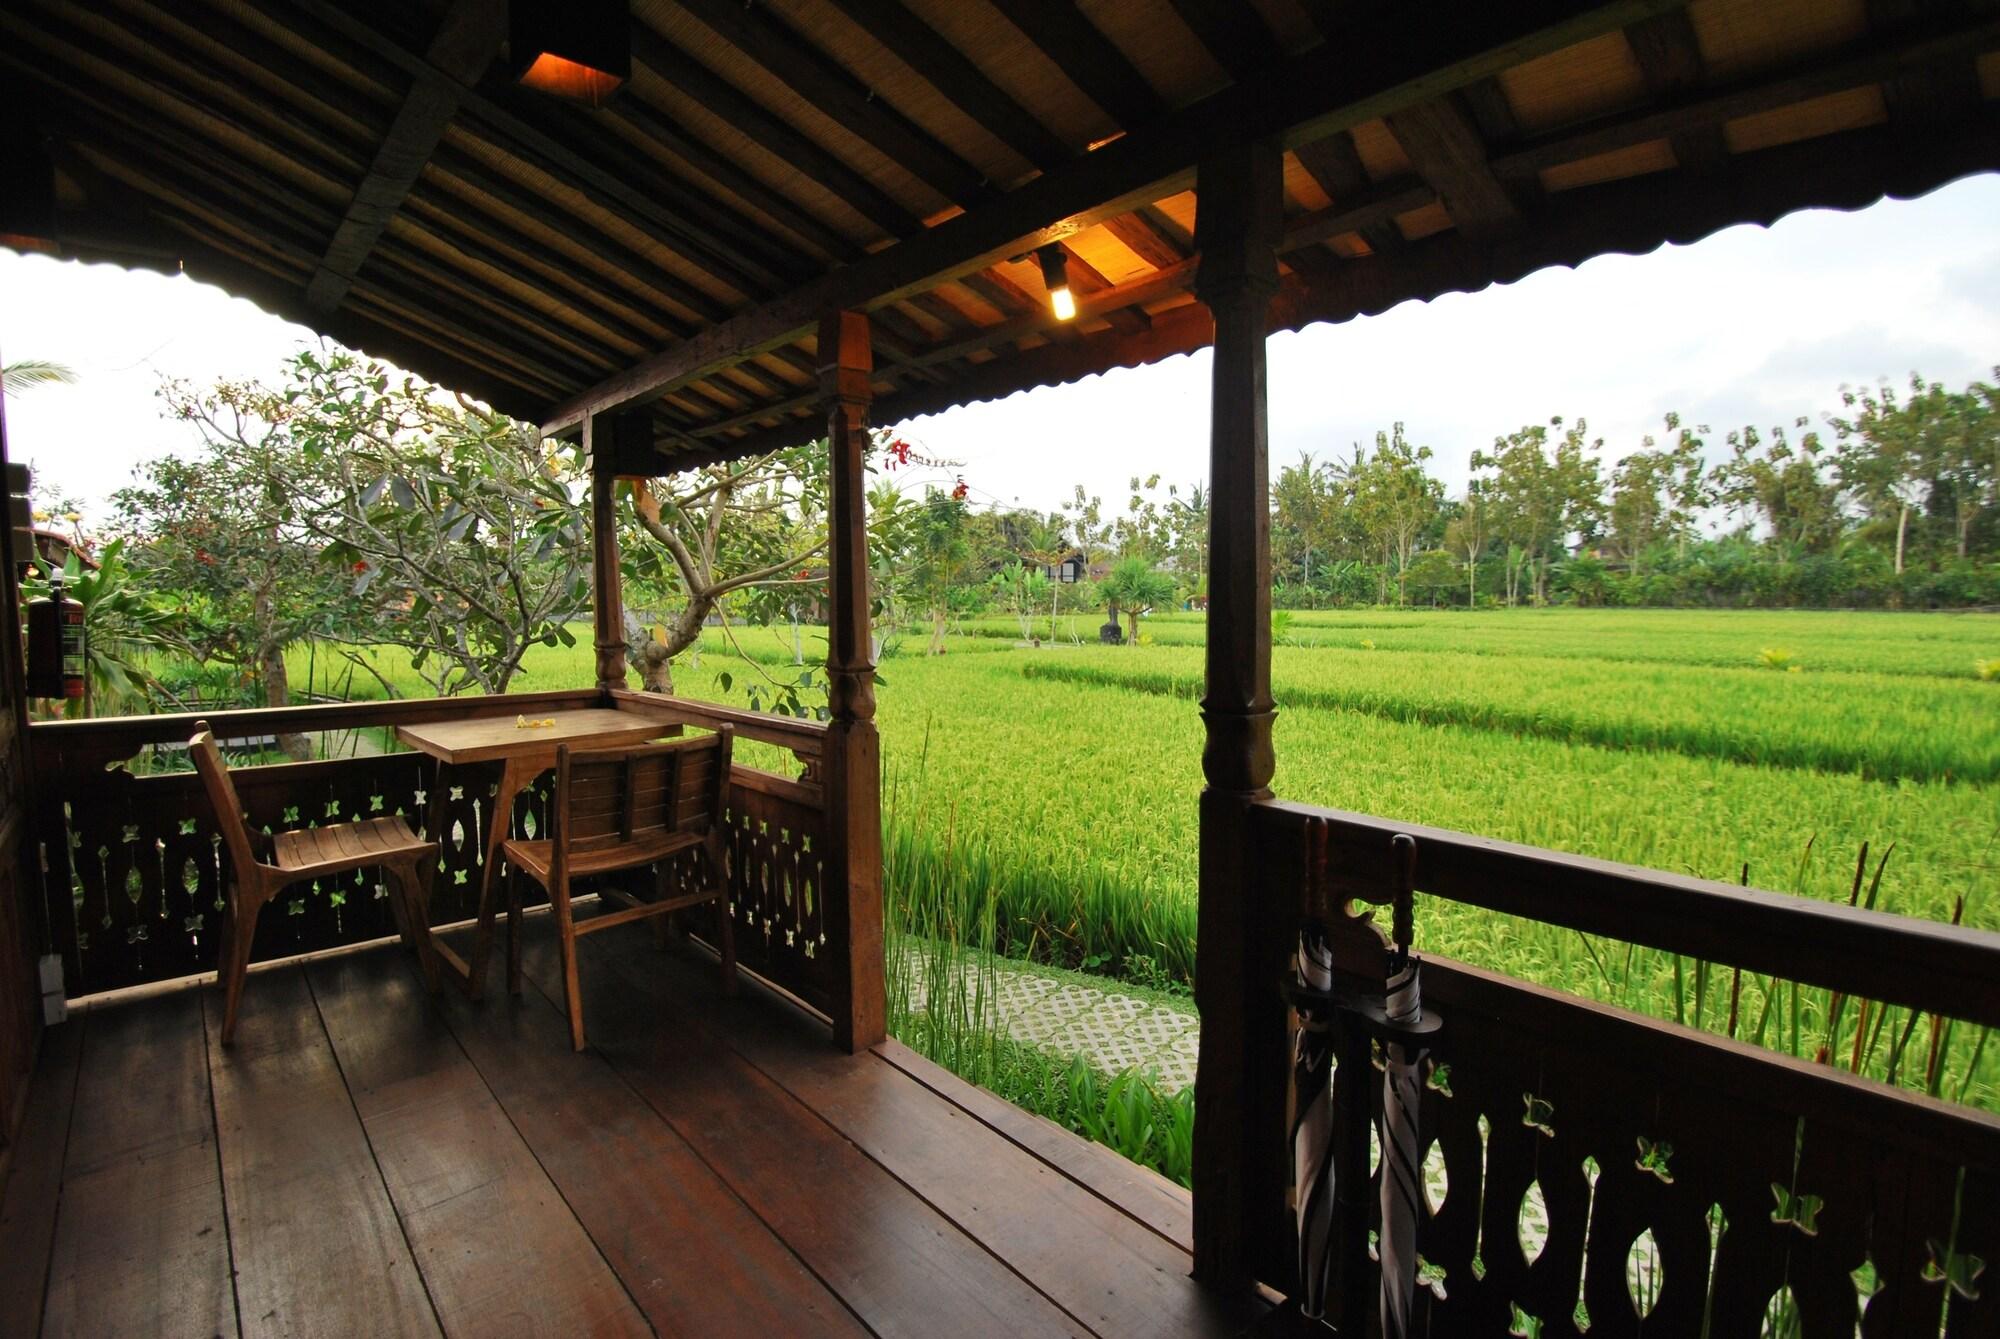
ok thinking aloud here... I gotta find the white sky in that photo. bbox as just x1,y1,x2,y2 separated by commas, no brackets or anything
5,171,1999,523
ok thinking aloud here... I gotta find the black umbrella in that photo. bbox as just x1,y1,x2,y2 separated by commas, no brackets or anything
1290,818,1338,1320
1377,834,1428,1339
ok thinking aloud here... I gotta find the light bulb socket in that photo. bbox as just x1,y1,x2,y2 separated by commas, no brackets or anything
1036,245,1076,320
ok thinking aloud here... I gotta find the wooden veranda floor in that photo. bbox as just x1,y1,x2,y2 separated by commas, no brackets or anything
0,912,1256,1339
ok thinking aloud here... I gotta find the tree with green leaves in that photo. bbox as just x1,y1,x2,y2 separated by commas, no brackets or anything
0,358,75,395
1443,483,1490,607
1473,416,1605,605
1609,415,1709,573
131,376,361,749
1710,418,1842,556
1098,556,1176,645
1348,425,1444,605
619,440,830,690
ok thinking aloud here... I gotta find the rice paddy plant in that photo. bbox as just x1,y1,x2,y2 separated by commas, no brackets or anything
1017,644,2000,784
1052,607,2000,679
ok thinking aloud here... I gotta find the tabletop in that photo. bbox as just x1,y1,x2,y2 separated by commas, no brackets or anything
395,708,672,765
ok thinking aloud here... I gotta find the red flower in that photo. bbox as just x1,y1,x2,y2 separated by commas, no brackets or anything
352,560,369,573
797,570,812,582
950,476,969,502
194,548,214,566
886,437,913,469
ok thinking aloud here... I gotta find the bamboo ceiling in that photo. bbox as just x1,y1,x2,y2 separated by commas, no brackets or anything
5,0,1999,468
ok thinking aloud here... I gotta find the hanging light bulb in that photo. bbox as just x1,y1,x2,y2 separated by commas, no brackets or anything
1037,245,1076,321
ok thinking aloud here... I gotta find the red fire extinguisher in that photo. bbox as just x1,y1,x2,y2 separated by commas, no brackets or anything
26,569,85,701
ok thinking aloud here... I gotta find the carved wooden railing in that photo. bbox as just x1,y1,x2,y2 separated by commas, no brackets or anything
29,690,835,1019
1255,802,2000,1337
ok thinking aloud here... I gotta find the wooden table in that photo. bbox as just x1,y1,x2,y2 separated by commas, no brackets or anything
396,708,671,996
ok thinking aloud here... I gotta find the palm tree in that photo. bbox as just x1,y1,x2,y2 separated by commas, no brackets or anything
1099,557,1176,645
1,359,77,395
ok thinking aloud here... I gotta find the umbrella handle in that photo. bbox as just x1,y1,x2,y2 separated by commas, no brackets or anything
1390,833,1418,954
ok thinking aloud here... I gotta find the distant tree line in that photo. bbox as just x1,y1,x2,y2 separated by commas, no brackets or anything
890,370,1999,634
1263,369,1998,610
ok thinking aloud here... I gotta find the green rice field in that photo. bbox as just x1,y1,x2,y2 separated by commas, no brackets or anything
292,606,2000,1105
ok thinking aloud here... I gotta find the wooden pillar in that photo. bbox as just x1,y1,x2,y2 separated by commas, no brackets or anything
584,412,627,693
818,310,886,1053
1190,140,1288,1292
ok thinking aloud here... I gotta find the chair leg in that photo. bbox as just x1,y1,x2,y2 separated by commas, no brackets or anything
550,873,586,1051
715,887,738,998
650,862,674,950
218,886,262,1047
505,861,525,997
391,859,442,994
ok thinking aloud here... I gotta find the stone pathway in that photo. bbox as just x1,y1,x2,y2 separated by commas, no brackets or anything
898,949,1200,1091
895,946,1602,1292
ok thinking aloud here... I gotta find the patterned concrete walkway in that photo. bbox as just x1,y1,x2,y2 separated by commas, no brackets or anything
900,950,1200,1091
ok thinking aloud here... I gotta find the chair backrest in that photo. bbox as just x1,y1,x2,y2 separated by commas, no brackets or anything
552,725,734,853
189,721,262,876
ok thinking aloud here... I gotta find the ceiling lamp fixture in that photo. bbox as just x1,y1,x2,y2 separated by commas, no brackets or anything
1037,244,1076,321
511,0,630,106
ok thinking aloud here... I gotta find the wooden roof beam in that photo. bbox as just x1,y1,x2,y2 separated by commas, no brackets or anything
628,27,921,239
1869,0,1987,128
305,0,502,313
1293,132,1411,254
543,0,1690,434
6,31,691,411
261,0,816,300
1490,10,2000,180
670,0,990,207
984,0,1166,131
824,0,1074,171
61,0,730,366
1103,210,1193,269
711,112,2000,459
1384,93,1522,240
1165,0,1288,85
1624,10,1729,173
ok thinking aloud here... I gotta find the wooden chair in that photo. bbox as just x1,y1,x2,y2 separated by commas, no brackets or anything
190,722,441,1045
501,727,737,1050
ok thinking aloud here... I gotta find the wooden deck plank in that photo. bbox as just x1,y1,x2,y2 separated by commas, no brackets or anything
0,1022,82,1338
591,932,1254,1339
874,1037,1196,1253
305,951,650,1339
512,925,1084,1338
203,965,440,1339
421,949,870,1339
41,992,235,1339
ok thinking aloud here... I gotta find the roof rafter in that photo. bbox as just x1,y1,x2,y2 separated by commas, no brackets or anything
543,0,1693,434
984,0,1166,131
1384,92,1522,240
823,0,1074,171
1624,9,1729,172
1165,0,1288,84
305,0,502,313
628,26,920,239
258,0,817,301
705,112,2000,461
670,0,989,207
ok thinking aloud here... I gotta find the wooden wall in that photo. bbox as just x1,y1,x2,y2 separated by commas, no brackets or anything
0,390,45,1170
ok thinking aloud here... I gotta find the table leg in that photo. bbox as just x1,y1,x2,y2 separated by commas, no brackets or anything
466,755,532,1000
420,756,476,996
